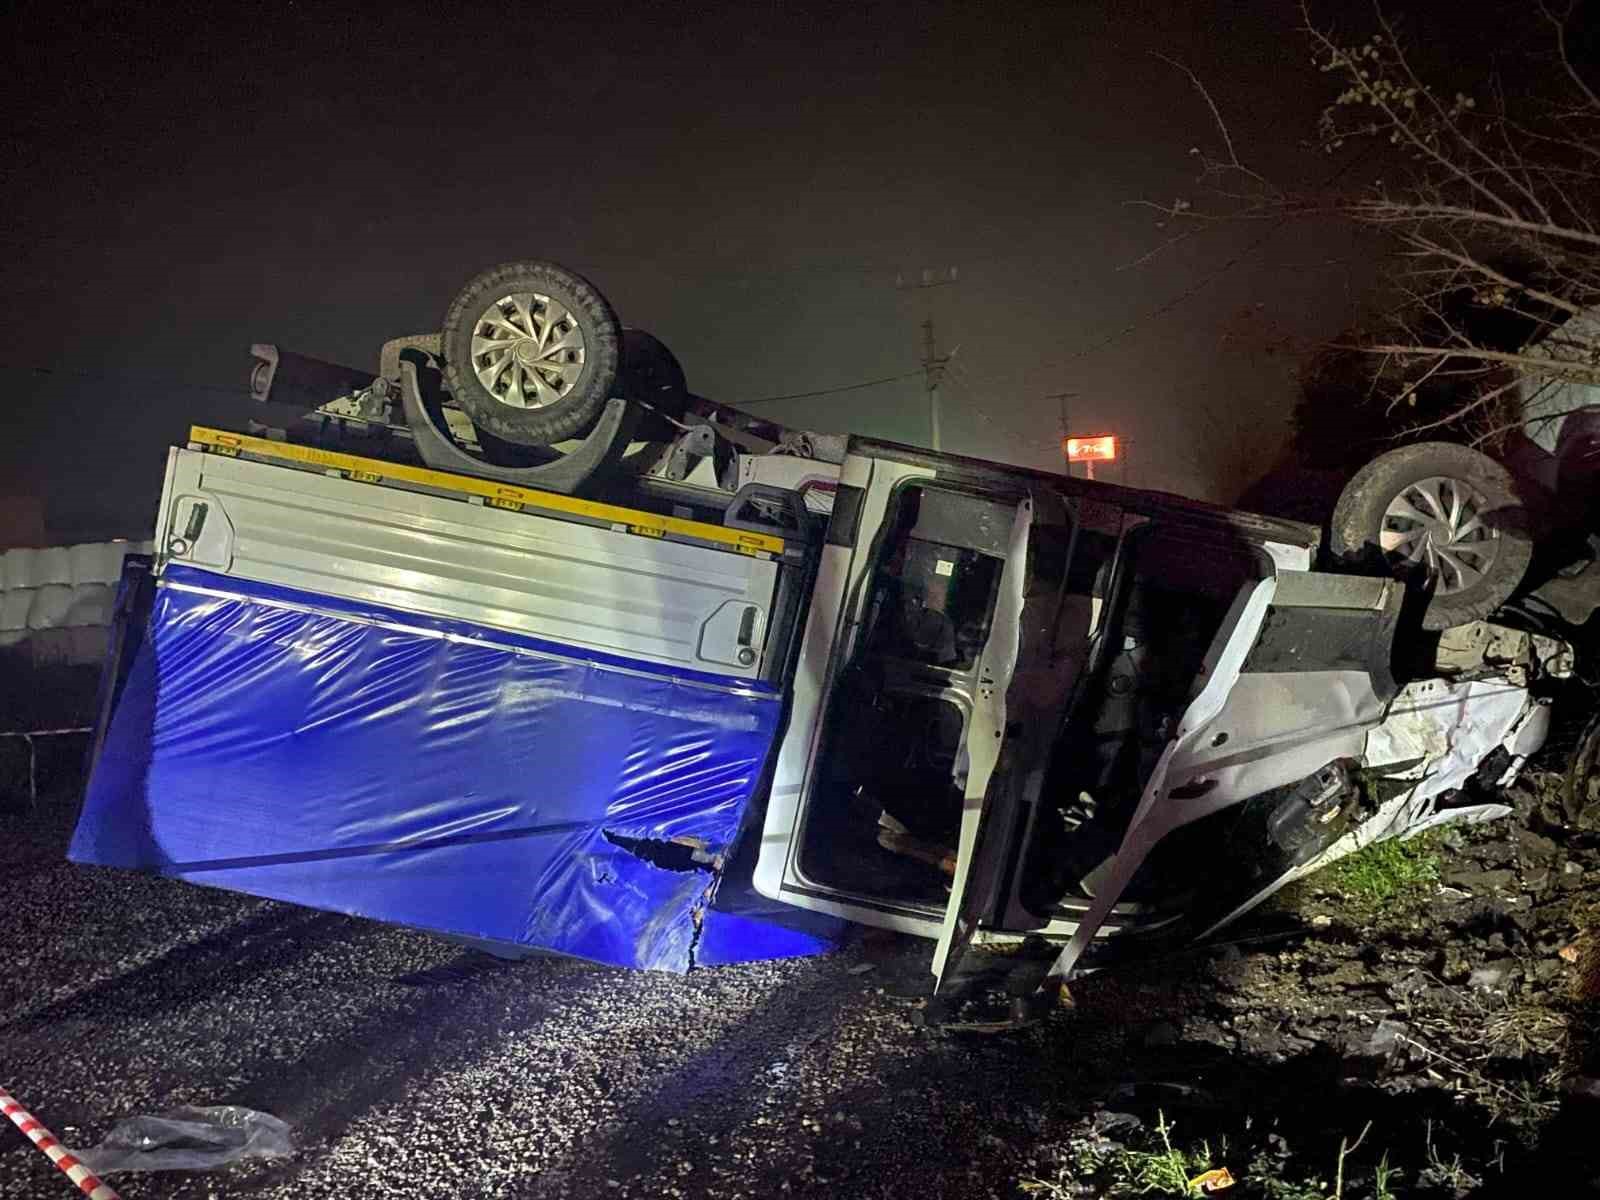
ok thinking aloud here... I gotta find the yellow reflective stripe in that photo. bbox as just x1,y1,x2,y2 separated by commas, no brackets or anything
187,426,784,555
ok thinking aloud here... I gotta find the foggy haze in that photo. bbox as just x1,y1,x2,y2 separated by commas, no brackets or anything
3,0,1389,542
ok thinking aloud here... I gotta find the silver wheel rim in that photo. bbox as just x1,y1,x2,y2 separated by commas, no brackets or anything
470,292,586,409
1378,475,1501,596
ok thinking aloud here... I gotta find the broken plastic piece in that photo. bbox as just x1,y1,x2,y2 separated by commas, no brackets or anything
71,1106,292,1174
1188,1166,1236,1193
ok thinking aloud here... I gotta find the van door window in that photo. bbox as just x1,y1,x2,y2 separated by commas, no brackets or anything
792,484,1019,913
861,540,1002,670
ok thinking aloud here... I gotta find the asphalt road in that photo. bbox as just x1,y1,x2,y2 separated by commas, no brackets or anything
1,801,1098,1200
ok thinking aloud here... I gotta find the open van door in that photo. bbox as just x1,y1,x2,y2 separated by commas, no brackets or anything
929,497,1032,991
1035,569,1404,992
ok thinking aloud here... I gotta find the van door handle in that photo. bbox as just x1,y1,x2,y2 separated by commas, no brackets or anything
183,503,210,541
736,606,757,667
170,501,210,556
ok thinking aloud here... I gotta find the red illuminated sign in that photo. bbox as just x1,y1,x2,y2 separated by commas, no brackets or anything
1063,435,1117,463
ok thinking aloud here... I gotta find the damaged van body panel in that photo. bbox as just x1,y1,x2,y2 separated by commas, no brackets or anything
752,438,1568,1000
1191,676,1550,946
68,433,1568,988
1037,571,1409,981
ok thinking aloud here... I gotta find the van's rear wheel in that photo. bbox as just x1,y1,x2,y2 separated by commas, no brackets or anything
440,261,621,448
1330,442,1532,630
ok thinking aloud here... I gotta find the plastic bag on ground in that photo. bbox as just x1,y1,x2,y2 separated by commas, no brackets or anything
71,1106,293,1174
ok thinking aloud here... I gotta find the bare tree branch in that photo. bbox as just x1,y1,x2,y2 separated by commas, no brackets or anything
1301,2,1524,222
1136,3,1600,452
1348,200,1600,248
1150,51,1271,191
1392,231,1587,316
1348,343,1600,387
1542,1,1600,113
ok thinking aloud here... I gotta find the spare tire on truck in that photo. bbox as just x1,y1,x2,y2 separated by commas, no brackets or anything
1329,441,1533,631
440,260,621,447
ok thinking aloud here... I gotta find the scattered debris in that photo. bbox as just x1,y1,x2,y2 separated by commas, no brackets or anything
1021,763,1600,1194
874,811,957,877
71,1106,293,1175
1187,1165,1236,1193
1467,960,1515,991
1358,1019,1409,1058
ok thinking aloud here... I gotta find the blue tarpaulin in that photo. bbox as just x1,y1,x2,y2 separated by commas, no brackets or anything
69,563,838,971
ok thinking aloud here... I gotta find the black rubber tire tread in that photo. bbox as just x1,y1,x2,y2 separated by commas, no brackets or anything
620,329,689,441
1329,441,1533,631
440,260,621,447
620,329,689,420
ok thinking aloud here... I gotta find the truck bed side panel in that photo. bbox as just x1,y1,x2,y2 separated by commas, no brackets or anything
68,564,784,972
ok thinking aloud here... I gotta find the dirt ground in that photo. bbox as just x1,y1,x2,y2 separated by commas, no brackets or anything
2,761,1597,1198
1014,769,1600,1198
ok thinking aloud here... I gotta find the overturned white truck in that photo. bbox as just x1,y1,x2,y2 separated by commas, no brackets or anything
68,262,1582,1023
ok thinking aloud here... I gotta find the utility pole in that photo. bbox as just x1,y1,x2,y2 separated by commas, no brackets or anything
897,267,958,451
1047,391,1078,478
922,318,949,452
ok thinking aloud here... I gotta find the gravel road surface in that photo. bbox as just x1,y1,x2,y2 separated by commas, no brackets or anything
1,802,1087,1200
7,780,1598,1199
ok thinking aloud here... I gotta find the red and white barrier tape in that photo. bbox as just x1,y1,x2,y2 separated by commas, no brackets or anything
0,1086,120,1200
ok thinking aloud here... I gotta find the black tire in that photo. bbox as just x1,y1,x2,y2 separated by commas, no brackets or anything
440,261,621,447
620,329,688,417
1330,441,1533,631
620,329,688,440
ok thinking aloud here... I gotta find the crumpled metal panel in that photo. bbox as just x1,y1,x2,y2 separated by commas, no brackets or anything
68,564,802,972
1193,675,1540,941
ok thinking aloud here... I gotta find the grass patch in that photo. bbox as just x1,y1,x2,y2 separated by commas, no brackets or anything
1022,1113,1220,1198
1022,1114,1393,1199
1318,831,1441,917
1111,1113,1216,1194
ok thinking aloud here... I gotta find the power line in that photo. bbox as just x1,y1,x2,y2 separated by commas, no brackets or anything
1048,143,1383,369
940,358,1058,454
1051,224,1290,369
735,370,923,407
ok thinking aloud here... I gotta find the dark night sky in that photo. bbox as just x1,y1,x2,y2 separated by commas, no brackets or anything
2,0,1403,542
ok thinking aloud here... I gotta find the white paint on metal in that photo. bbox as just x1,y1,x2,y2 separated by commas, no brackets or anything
752,453,939,909
157,448,778,678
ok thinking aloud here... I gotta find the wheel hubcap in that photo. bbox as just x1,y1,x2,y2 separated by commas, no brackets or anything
1378,475,1501,596
470,292,586,409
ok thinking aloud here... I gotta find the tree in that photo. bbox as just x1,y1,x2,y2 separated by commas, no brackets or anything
1154,2,1600,454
